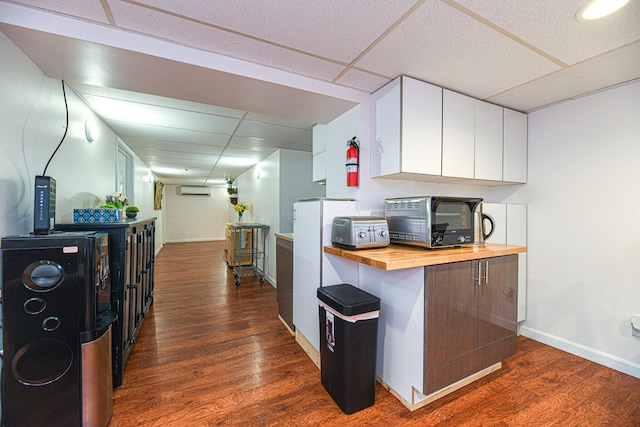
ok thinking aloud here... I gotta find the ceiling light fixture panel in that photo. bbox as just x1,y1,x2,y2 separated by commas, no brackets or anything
576,0,630,21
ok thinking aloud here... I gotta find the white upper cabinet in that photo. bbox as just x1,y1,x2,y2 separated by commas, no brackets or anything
312,124,327,183
402,77,443,176
474,101,504,181
503,108,527,184
371,76,443,179
442,89,475,179
372,75,527,185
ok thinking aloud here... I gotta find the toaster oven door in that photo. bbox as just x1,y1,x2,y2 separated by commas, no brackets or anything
431,197,482,246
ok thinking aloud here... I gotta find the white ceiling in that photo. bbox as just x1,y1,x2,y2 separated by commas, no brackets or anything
1,0,639,185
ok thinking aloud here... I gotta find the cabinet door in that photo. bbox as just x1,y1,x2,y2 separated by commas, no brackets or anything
442,89,475,179
276,237,294,330
402,76,442,176
226,225,233,264
123,232,135,350
372,77,401,177
474,101,503,181
477,255,518,347
134,231,143,326
503,108,527,183
425,260,477,367
506,204,527,322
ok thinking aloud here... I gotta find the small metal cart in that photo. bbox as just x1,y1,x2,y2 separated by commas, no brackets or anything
229,223,269,286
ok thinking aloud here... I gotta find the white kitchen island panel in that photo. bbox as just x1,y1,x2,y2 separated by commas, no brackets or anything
359,264,425,407
293,199,358,359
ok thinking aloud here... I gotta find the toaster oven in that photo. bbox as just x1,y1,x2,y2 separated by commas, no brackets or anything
384,196,482,248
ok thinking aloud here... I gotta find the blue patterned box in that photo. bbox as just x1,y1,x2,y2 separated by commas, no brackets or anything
73,208,121,224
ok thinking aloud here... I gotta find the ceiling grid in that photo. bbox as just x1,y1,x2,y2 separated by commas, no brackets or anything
0,0,638,184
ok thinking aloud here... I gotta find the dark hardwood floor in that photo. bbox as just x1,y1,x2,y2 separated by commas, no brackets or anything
109,241,640,426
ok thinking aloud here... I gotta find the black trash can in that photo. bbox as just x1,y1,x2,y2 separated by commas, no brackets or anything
317,284,380,414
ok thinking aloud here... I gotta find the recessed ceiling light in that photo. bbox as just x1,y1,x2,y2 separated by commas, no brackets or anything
576,0,629,22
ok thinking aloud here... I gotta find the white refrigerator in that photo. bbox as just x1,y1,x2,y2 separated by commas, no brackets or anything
293,199,359,353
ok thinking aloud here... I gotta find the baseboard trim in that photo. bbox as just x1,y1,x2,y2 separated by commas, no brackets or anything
278,315,295,336
166,237,225,243
520,326,640,379
294,330,320,369
377,362,502,412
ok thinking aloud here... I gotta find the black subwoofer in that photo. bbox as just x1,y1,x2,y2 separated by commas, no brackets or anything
1,232,115,427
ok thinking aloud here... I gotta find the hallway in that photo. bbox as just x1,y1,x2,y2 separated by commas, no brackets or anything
108,241,640,426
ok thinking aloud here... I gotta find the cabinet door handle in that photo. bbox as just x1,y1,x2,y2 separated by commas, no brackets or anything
485,260,489,284
472,262,481,284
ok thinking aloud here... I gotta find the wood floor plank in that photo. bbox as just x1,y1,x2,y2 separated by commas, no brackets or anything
109,241,640,426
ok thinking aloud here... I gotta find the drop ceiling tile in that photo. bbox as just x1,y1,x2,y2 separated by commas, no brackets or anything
222,147,278,157
143,157,215,169
126,0,419,63
215,155,261,168
487,42,640,112
244,112,313,129
107,0,347,82
335,68,393,93
236,120,312,145
73,82,246,118
108,122,232,146
133,149,221,163
452,0,640,65
8,0,111,24
148,163,211,174
125,139,225,153
83,94,241,133
228,136,310,152
355,0,560,99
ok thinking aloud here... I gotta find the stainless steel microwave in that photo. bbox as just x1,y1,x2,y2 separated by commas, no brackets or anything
384,196,482,248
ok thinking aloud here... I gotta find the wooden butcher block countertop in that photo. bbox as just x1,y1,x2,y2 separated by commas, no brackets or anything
324,243,527,271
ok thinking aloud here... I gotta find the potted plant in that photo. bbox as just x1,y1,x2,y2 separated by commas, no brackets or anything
89,191,130,222
125,205,140,218
226,178,237,194
101,192,129,209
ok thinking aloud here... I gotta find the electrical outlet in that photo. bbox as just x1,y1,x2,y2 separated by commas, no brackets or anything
631,315,640,338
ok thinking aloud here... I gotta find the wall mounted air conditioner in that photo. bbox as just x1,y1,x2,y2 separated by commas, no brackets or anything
179,186,211,196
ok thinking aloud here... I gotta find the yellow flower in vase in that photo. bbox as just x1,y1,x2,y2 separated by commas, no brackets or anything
233,202,249,222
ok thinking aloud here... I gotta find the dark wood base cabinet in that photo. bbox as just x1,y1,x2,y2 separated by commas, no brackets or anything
424,254,518,394
58,217,156,387
276,235,294,331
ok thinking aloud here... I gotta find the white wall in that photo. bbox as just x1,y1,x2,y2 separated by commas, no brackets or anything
0,34,166,241
0,32,111,233
164,184,229,242
497,82,640,377
279,149,325,231
0,37,115,237
235,149,325,285
131,154,164,249
0,30,163,250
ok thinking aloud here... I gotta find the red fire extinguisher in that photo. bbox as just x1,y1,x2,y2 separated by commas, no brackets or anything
346,137,359,187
